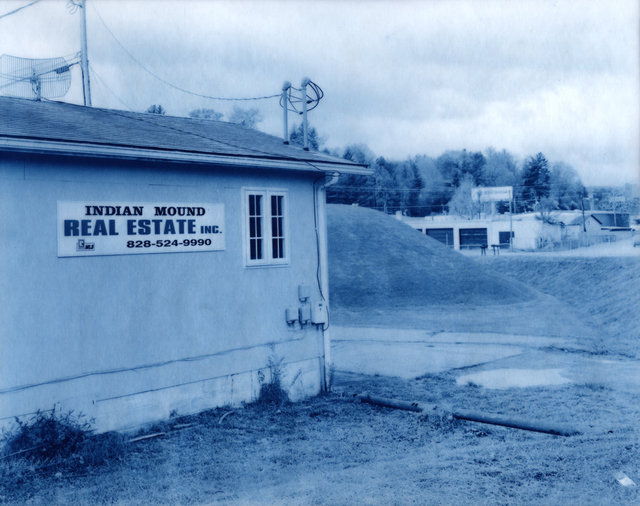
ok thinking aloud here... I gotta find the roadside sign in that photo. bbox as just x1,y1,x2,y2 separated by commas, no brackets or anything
471,186,513,202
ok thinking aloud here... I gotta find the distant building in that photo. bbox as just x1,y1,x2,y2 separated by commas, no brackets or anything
0,97,370,432
396,210,631,251
579,212,631,231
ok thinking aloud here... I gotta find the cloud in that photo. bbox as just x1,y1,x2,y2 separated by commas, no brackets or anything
1,0,637,185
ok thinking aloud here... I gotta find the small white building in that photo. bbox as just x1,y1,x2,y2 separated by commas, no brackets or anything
0,97,370,432
396,211,587,251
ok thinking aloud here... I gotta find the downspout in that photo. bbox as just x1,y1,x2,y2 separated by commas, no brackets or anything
315,171,340,391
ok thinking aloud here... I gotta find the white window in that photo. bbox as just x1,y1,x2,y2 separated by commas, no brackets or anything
244,189,288,266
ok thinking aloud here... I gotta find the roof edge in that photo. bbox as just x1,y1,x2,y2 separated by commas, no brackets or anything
0,137,372,176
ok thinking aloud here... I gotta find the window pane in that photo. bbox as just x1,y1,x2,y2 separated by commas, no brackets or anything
248,194,263,260
269,195,285,259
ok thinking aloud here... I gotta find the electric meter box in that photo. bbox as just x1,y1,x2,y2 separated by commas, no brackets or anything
298,306,311,324
311,302,327,325
285,307,298,324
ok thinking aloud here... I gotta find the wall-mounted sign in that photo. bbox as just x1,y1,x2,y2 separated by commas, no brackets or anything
57,201,225,257
471,186,513,202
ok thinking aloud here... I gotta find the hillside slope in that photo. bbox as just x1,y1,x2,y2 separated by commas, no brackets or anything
328,204,536,309
485,255,640,356
327,205,594,339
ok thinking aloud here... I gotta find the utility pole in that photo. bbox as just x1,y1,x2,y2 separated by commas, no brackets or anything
80,0,92,106
509,197,513,250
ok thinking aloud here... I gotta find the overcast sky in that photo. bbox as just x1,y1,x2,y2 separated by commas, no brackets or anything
1,0,638,185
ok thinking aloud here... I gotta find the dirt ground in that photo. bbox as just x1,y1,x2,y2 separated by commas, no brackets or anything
1,253,639,505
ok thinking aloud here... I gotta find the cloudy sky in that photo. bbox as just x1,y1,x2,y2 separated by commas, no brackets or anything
1,0,638,185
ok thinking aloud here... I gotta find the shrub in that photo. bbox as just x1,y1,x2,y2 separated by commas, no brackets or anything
0,407,126,484
2,408,91,463
256,357,289,406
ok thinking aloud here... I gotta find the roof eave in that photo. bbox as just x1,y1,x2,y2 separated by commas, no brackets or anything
0,137,372,176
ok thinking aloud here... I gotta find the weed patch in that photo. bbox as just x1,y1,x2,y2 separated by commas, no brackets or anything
0,408,126,492
256,357,290,406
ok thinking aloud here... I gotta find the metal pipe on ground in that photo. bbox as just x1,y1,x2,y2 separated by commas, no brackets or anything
355,392,579,437
451,409,580,437
357,392,425,413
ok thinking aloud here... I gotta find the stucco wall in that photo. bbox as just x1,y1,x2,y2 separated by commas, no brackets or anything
0,153,327,431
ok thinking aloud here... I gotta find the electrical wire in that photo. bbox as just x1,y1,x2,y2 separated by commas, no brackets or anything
0,0,41,21
91,3,280,102
88,63,133,110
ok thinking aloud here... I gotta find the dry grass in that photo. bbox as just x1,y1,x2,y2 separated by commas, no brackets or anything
1,371,638,504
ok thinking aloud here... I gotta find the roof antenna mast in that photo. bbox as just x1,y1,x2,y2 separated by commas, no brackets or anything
279,78,324,147
79,0,92,106
301,77,310,150
282,81,291,144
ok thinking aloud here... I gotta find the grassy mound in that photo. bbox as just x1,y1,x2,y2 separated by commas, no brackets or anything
327,205,536,310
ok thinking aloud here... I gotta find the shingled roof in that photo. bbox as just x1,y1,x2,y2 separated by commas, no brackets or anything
0,97,370,175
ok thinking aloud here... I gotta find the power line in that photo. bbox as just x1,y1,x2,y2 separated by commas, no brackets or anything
0,0,41,21
91,3,280,102
88,63,133,110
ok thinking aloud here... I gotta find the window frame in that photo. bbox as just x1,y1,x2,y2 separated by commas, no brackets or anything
243,188,289,267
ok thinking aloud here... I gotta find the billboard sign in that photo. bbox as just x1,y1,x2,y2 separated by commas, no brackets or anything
57,201,225,257
471,186,513,202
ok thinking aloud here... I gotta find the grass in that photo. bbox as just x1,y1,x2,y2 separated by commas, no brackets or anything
327,204,594,338
327,204,538,308
483,255,640,356
1,373,638,504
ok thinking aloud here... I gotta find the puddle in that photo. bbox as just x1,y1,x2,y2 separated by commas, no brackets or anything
332,342,522,378
456,368,570,389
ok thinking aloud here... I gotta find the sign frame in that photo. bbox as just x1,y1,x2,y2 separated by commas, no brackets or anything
57,201,225,257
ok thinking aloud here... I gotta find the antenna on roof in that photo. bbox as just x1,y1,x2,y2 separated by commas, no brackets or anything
282,81,291,144
0,54,77,100
279,78,324,148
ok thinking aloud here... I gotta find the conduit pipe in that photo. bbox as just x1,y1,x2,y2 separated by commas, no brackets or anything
355,393,579,437
316,172,340,391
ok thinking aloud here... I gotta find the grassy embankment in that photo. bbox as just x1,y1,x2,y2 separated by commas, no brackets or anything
327,204,595,340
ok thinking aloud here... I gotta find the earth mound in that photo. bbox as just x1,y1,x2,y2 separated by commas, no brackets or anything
328,204,536,310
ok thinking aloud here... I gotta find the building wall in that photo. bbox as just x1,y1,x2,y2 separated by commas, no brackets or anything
0,153,327,431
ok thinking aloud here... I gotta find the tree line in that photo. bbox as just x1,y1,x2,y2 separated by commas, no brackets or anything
323,144,587,217
152,103,591,218
259,118,588,217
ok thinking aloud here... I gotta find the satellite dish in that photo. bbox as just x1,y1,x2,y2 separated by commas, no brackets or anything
0,54,75,100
